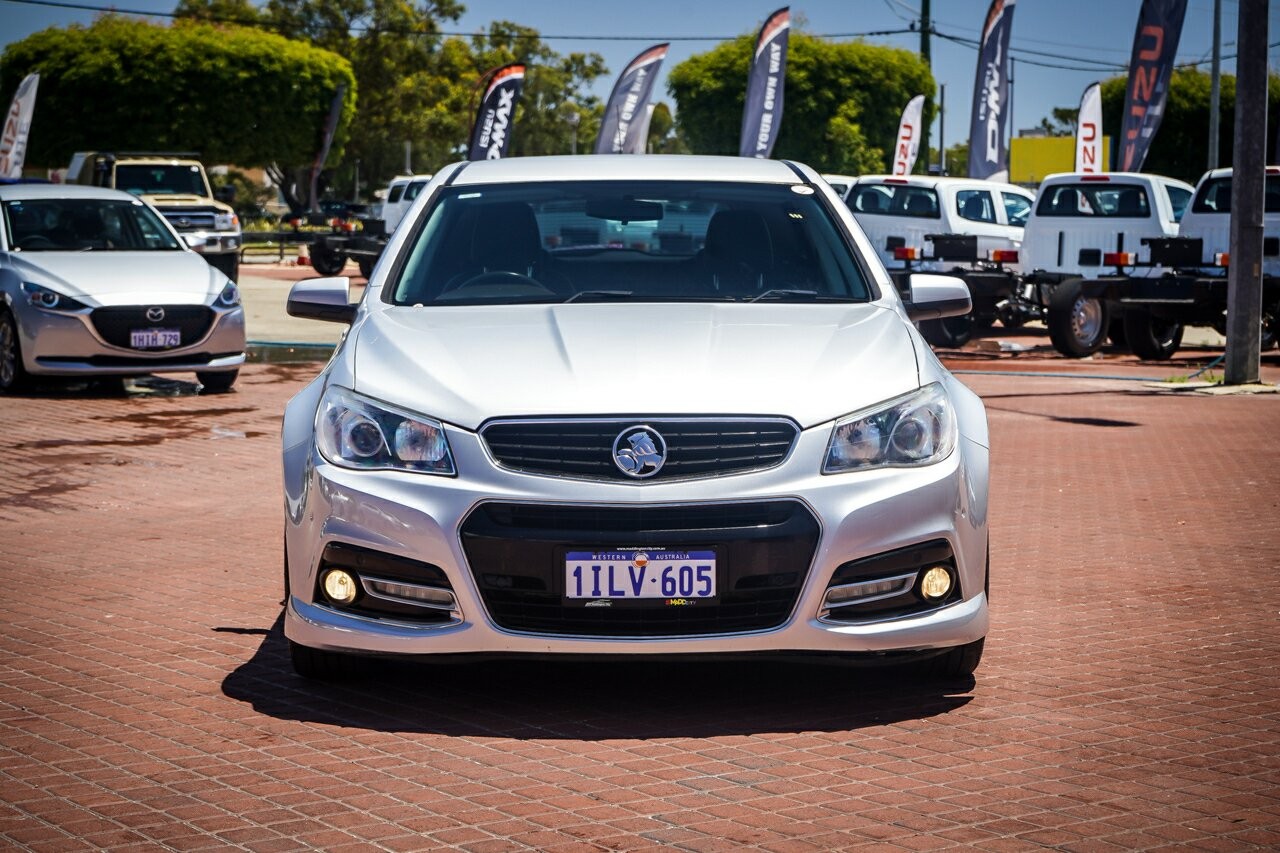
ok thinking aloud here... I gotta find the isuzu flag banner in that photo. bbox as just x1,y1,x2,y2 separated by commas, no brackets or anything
468,63,526,161
595,44,669,155
0,73,40,179
892,95,926,175
625,104,656,154
1075,82,1103,173
739,7,790,159
967,0,1016,181
308,83,347,213
1118,0,1187,172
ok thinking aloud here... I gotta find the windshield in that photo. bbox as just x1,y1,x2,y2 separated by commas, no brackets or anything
1191,176,1280,214
114,164,208,197
847,183,940,218
4,197,183,251
389,180,873,306
1035,183,1150,218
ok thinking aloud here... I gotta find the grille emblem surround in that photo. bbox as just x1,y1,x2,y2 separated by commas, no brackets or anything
145,306,166,323
612,426,667,478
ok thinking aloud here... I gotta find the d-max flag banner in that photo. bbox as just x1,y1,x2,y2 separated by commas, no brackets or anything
967,0,1016,181
595,44,669,155
739,7,790,159
309,83,347,213
1075,82,1103,173
0,73,40,179
1118,0,1187,172
468,63,526,161
892,95,926,175
624,104,656,154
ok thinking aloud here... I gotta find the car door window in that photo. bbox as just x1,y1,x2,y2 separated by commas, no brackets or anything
1165,185,1192,222
1001,192,1032,227
956,190,996,223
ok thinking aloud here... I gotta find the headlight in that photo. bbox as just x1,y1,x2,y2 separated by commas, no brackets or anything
217,282,240,307
21,282,88,311
823,383,956,473
316,386,455,475
214,212,239,231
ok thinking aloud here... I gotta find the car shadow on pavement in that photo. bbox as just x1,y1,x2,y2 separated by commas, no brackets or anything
220,614,975,738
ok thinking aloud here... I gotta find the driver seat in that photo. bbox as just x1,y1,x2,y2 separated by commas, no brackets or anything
472,202,545,276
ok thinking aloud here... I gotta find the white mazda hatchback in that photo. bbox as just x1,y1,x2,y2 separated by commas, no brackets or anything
281,155,990,680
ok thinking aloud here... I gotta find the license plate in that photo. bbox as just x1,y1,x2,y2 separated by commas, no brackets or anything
130,328,181,349
565,550,717,601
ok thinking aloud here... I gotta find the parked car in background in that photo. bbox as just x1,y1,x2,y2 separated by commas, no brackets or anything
281,154,990,682
380,174,433,235
1018,171,1194,356
820,173,857,202
846,175,1035,347
0,183,245,393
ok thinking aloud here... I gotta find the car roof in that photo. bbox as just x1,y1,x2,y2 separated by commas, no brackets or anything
1039,171,1195,191
853,174,1032,194
445,155,807,186
0,183,143,202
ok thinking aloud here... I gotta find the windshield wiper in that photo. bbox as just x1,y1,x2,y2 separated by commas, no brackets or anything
748,289,821,303
563,290,634,303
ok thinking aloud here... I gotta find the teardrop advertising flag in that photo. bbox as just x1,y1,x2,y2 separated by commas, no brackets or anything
468,63,526,161
595,44,669,155
0,73,40,179
967,0,1017,181
739,7,790,159
1118,0,1188,172
308,83,347,214
892,95,926,175
1075,82,1103,173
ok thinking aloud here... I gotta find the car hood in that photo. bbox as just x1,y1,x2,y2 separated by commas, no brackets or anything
351,302,921,430
12,251,223,306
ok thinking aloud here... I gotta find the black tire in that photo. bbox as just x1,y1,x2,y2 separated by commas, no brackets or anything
357,257,376,280
918,315,975,349
1123,308,1184,361
1047,279,1110,357
919,638,985,678
310,244,347,276
197,369,239,393
207,252,240,283
289,640,362,681
0,309,31,393
1107,317,1127,348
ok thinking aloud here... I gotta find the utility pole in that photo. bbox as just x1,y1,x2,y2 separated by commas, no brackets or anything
1208,0,1222,169
919,0,932,175
1225,0,1267,385
938,84,946,174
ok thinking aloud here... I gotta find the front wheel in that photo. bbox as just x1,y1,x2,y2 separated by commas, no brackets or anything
919,638,985,678
1123,308,1184,360
310,244,347,276
0,309,31,393
197,369,238,393
1047,280,1110,357
918,315,975,349
289,641,362,681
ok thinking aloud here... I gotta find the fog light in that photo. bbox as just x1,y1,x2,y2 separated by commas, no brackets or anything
322,569,358,605
920,566,953,601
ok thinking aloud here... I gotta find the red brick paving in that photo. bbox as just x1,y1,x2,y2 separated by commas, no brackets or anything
2,352,1279,851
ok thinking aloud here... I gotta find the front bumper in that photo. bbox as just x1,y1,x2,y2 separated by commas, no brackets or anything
179,231,241,256
283,421,989,660
19,302,245,376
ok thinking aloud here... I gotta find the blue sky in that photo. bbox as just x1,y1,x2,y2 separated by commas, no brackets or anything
3,0,1277,152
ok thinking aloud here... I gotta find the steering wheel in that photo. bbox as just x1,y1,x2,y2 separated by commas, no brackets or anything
18,235,56,250
441,270,552,294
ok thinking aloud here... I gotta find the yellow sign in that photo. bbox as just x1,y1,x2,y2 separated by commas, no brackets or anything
1010,136,1111,185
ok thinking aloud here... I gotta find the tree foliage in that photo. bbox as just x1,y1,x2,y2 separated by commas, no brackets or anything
1100,68,1280,184
0,16,355,170
667,33,935,174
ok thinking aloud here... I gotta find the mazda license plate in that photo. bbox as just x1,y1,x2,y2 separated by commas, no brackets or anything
130,328,181,349
565,550,717,601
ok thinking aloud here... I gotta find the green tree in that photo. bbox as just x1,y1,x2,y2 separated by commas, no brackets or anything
667,32,935,174
0,16,355,172
1101,68,1280,183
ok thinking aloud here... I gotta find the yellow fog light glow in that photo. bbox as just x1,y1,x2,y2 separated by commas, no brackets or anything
322,569,358,605
920,566,953,601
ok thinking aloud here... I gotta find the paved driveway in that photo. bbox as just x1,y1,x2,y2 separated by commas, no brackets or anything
1,361,1278,850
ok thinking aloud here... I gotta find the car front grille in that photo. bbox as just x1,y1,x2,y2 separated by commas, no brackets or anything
90,306,214,349
480,418,799,481
160,208,218,231
460,500,820,637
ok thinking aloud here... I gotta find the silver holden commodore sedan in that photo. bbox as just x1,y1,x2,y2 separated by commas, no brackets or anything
0,183,245,393
282,155,989,680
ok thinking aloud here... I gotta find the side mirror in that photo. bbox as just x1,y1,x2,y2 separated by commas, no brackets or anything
903,274,972,321
287,276,356,324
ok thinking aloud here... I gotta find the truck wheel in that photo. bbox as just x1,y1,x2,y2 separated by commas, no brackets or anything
358,257,376,280
918,315,974,348
1123,308,1184,361
1047,280,1109,357
310,245,347,276
0,309,31,393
